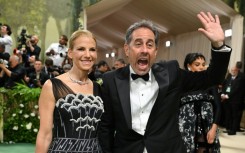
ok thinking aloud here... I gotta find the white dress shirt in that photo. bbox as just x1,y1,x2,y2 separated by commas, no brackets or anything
45,43,68,67
0,34,13,54
130,66,159,153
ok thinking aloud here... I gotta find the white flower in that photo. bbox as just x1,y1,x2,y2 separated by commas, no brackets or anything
24,114,29,118
19,110,22,114
19,104,24,108
34,105,39,109
13,126,18,130
33,129,38,132
30,113,35,117
21,124,23,127
12,113,16,117
26,123,32,130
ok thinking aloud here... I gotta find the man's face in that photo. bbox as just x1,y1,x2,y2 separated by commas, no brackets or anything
1,26,7,35
114,61,125,69
34,61,42,71
231,67,238,76
59,36,67,45
124,27,157,75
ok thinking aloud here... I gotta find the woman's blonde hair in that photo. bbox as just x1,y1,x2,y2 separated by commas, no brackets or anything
68,30,97,49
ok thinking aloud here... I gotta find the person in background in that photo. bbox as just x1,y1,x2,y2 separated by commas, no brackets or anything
114,58,126,70
221,66,245,135
35,30,104,153
94,60,109,80
24,59,50,88
0,55,25,89
45,35,68,67
179,53,221,153
0,24,13,54
22,35,41,66
98,12,231,153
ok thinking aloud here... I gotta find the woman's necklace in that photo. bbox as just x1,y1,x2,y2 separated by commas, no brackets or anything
68,72,89,85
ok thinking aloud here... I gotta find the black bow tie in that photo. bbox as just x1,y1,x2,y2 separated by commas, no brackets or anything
131,73,149,81
59,45,64,48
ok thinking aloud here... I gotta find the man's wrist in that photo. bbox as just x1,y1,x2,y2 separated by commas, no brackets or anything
212,42,226,50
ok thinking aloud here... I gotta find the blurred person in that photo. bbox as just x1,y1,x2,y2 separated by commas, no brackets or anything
179,53,221,153
114,58,126,70
0,54,25,89
0,24,13,53
0,44,10,68
221,66,245,135
235,61,245,132
94,60,109,80
35,30,104,153
98,12,231,153
41,58,62,78
62,63,72,73
45,35,68,67
24,59,50,88
22,35,41,66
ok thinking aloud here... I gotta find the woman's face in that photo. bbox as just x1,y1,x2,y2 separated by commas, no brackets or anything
188,57,206,72
68,35,97,72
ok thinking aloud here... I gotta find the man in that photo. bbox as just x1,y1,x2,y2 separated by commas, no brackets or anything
0,24,13,54
221,66,245,135
114,58,126,70
99,12,231,153
22,35,41,66
45,35,68,67
24,59,50,88
0,55,25,89
94,60,109,80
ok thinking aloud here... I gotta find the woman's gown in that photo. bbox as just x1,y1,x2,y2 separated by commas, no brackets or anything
178,88,220,153
48,78,104,153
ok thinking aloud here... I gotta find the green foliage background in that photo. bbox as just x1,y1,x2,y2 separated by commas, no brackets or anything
0,84,41,143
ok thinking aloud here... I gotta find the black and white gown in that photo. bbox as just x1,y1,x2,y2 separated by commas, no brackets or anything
178,88,221,153
48,78,104,153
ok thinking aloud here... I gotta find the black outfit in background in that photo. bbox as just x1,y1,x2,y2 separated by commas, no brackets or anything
99,50,231,153
222,72,245,134
26,71,50,88
0,64,25,89
22,45,41,66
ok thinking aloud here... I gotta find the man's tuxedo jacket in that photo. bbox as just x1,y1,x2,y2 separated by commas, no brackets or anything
99,50,231,153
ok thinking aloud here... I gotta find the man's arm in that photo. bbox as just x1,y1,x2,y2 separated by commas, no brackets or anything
98,74,115,153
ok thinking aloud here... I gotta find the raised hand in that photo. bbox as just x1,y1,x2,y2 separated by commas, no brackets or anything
197,12,225,48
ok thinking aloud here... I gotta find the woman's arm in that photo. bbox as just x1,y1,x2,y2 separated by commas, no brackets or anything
35,80,55,153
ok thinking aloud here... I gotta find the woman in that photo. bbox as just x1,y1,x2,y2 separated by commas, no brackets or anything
35,30,104,153
179,53,221,153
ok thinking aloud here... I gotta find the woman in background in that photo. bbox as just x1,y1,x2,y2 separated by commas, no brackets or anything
35,30,104,153
179,53,221,153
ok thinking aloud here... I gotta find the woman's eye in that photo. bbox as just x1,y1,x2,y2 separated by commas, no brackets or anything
78,47,85,51
90,48,96,52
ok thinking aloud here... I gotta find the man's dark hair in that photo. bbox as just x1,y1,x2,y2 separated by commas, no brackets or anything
97,60,107,68
3,24,12,35
125,20,159,47
236,61,243,69
116,58,126,64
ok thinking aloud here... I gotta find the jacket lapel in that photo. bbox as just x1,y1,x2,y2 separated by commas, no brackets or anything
115,66,132,129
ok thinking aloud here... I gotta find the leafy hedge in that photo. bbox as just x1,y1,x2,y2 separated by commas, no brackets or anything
0,84,41,143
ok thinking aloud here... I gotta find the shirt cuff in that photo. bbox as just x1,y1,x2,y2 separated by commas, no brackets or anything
212,45,231,52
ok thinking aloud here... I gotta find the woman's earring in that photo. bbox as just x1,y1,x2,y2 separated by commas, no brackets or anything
188,67,191,71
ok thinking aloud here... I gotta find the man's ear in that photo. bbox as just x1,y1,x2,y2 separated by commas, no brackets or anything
124,44,129,57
